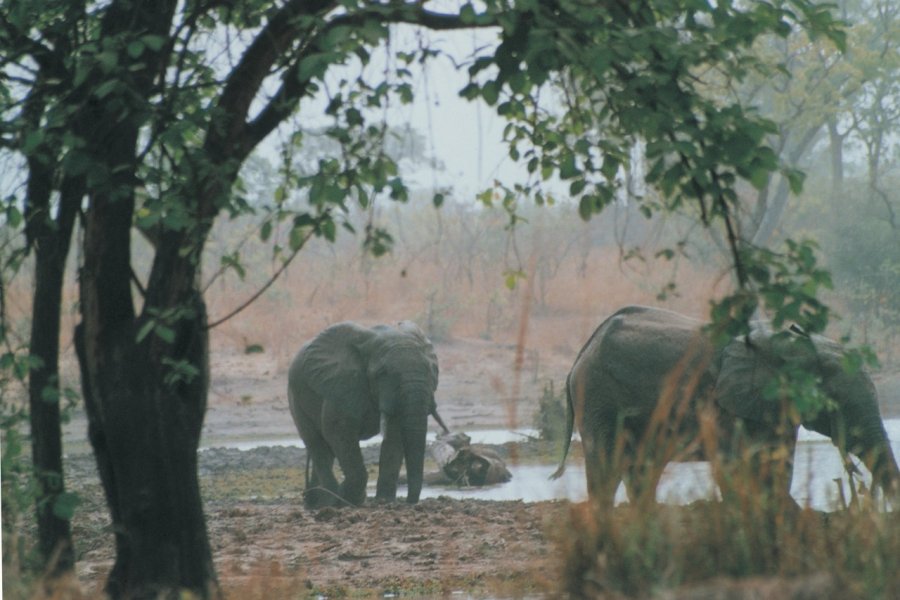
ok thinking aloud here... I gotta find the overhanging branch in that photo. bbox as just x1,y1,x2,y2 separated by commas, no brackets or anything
223,2,499,161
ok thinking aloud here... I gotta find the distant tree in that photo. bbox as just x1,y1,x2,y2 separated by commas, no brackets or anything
730,0,900,246
1,0,847,596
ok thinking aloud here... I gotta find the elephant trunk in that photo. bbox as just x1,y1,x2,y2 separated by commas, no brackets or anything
403,411,428,504
873,445,900,495
842,415,900,496
865,427,900,496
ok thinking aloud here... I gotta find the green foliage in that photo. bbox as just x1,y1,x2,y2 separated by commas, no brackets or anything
533,380,566,442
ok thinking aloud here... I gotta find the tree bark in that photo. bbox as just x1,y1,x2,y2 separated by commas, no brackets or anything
26,164,80,576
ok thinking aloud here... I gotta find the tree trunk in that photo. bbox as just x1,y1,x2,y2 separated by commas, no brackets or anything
827,118,845,205
76,296,215,599
26,171,80,575
75,113,217,597
750,124,822,247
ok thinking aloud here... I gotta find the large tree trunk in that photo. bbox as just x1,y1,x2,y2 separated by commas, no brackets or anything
75,102,217,598
64,0,218,594
75,294,215,599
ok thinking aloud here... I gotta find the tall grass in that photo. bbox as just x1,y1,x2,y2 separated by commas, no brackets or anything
560,491,900,598
556,375,900,599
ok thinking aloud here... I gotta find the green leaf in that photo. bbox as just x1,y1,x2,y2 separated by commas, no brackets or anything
140,34,166,51
6,205,23,228
321,219,336,242
126,40,145,58
94,79,118,99
460,3,477,24
504,270,526,290
136,320,155,343
52,492,81,520
749,166,770,190
432,193,445,208
155,325,176,344
482,81,500,106
600,155,620,180
96,50,118,72
569,179,586,196
578,196,594,220
244,344,265,354
785,168,805,195
559,152,580,180
260,221,272,242
289,226,306,251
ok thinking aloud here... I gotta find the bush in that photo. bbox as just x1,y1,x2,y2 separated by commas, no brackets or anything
533,380,566,442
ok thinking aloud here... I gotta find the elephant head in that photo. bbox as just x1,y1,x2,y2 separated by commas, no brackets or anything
714,326,900,494
363,321,442,503
288,320,447,507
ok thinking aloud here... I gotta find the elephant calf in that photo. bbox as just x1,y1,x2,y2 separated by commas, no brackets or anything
552,305,900,507
288,320,448,508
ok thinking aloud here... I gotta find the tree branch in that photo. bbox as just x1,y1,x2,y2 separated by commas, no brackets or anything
222,2,499,161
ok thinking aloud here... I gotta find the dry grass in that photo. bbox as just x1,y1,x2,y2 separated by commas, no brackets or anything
206,244,725,367
555,385,900,599
559,491,900,598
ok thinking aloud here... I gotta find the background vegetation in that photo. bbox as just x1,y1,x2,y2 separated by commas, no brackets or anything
2,0,899,597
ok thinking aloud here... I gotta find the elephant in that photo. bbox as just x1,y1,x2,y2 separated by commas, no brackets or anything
552,305,900,508
288,320,449,508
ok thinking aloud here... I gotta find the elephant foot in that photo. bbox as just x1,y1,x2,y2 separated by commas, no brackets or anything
303,486,339,509
339,484,367,506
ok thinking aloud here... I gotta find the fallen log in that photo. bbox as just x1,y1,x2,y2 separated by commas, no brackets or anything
427,432,512,487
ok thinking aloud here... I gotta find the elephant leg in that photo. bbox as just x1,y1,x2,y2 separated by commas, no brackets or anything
332,443,368,506
375,419,403,501
752,436,798,511
300,425,340,508
583,419,622,508
624,459,664,506
714,422,799,515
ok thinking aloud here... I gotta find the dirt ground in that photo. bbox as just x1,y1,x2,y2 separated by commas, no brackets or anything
61,335,577,597
57,332,900,598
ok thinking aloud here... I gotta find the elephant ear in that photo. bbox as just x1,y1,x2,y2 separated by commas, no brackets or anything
713,327,784,422
714,326,829,422
297,322,374,408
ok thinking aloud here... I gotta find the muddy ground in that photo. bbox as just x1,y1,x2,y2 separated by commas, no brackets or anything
54,335,900,598
67,442,572,598
59,336,577,597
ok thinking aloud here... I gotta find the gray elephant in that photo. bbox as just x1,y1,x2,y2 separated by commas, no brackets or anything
552,305,900,507
288,320,449,507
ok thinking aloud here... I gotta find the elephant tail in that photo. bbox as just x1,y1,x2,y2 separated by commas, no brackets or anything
550,371,576,480
304,451,311,489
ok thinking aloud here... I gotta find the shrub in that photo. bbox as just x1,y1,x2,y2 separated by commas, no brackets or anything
533,380,566,442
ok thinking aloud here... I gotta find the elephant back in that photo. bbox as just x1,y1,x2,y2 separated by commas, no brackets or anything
571,306,716,417
290,322,372,405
